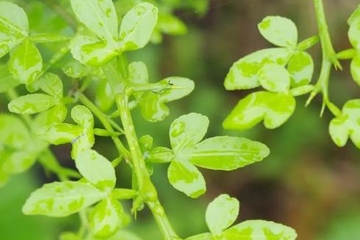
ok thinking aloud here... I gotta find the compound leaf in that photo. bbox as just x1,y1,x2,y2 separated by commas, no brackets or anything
119,2,158,52
22,181,106,217
224,48,292,90
287,51,314,87
168,160,206,198
258,16,298,47
0,64,19,92
329,99,360,148
9,39,42,84
224,220,297,240
206,194,239,236
70,0,118,41
189,136,270,171
258,64,291,93
75,149,116,190
170,113,209,152
8,93,55,114
223,91,296,130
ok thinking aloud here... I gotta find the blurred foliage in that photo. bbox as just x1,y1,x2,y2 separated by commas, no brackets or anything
1,0,360,239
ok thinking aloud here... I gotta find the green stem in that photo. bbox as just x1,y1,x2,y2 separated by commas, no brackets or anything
103,59,180,240
78,92,131,160
307,0,341,116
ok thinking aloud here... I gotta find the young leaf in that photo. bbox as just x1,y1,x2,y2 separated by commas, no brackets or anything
167,160,206,198
75,149,116,190
170,113,209,152
37,123,83,145
89,197,129,238
189,136,270,171
38,73,63,98
9,39,42,84
224,48,292,90
348,18,360,49
8,93,55,114
70,0,118,41
95,76,115,111
258,16,298,47
128,61,149,84
33,104,68,128
70,35,118,65
71,105,94,129
148,147,173,163
258,64,291,93
22,181,106,217
138,77,194,122
0,2,29,57
350,54,360,86
118,2,158,52
157,13,187,35
223,91,296,130
329,99,360,148
206,194,239,236
287,51,314,87
223,220,297,240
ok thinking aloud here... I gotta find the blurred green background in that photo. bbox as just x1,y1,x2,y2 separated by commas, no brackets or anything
1,0,360,239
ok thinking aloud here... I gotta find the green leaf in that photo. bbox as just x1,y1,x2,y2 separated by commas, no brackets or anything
290,84,314,97
223,220,297,240
206,194,239,236
37,123,83,145
348,5,360,25
223,91,296,130
149,147,173,163
38,73,63,98
0,2,28,57
185,233,212,240
128,61,148,84
71,105,94,129
329,99,360,148
75,149,116,190
9,39,42,84
224,48,293,90
95,76,115,111
139,77,194,122
70,35,118,65
0,64,19,92
349,19,360,49
287,51,314,87
170,113,209,152
189,136,269,171
62,59,91,78
168,160,206,198
8,93,55,114
157,13,187,35
258,16,298,47
89,197,129,238
29,33,69,43
0,114,30,148
22,181,106,217
350,53,360,86
119,2,158,52
70,0,118,41
258,64,291,93
2,150,38,174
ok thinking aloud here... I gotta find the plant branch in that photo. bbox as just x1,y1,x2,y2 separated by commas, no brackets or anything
307,0,341,116
103,59,181,240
